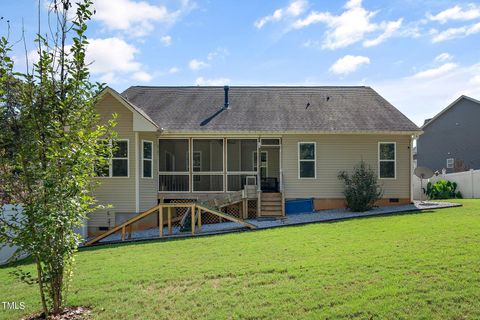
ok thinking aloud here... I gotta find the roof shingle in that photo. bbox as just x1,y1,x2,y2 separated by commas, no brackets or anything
121,86,420,133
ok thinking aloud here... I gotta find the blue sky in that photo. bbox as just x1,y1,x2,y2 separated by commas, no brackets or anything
1,0,480,126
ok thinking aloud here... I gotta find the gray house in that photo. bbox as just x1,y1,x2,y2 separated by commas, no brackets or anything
416,95,480,173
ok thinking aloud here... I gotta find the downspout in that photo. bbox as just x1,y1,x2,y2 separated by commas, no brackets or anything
135,132,140,212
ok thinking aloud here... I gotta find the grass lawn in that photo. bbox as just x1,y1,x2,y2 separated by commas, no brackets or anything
1,199,480,319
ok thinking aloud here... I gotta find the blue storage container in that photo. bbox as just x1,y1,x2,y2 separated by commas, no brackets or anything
285,198,314,214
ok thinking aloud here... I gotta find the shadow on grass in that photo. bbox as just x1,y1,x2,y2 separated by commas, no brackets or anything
78,208,441,252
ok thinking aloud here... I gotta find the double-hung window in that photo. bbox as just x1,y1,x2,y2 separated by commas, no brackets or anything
298,142,316,178
446,158,454,169
96,139,129,177
142,140,153,178
379,142,396,179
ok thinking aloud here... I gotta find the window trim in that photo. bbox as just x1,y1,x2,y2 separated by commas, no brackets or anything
298,142,316,179
95,139,130,178
141,140,153,179
446,158,454,169
378,142,396,180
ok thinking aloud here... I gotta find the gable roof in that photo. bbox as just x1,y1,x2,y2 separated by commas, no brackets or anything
421,95,480,130
120,86,420,134
98,87,158,131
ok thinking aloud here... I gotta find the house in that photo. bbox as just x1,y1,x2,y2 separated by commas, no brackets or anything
416,95,480,173
89,86,421,237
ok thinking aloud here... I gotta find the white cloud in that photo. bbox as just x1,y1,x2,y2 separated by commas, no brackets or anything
411,63,458,79
207,48,229,61
160,35,172,46
169,67,180,74
293,0,402,49
92,0,194,37
375,62,480,126
254,0,307,29
86,37,151,83
434,53,453,63
428,4,480,24
329,55,370,75
189,59,210,71
432,22,480,42
132,71,153,82
195,77,231,86
363,19,403,47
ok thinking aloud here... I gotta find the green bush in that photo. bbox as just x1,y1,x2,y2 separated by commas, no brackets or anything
425,180,463,199
338,161,383,212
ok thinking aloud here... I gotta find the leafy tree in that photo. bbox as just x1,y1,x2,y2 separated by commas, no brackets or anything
338,161,383,212
0,0,116,316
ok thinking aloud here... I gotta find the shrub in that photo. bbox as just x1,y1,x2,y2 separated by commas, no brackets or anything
425,180,463,199
338,161,383,212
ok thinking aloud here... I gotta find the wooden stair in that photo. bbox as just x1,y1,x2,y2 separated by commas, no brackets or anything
260,192,283,217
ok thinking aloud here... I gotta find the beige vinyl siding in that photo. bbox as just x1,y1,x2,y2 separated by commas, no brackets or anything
139,132,159,211
90,92,136,228
282,134,411,199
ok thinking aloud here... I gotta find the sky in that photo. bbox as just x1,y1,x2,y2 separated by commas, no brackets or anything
1,0,480,126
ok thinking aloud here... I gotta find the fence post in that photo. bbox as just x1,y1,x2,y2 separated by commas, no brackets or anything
471,169,475,199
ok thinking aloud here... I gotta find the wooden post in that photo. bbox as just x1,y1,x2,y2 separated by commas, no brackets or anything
191,205,196,235
121,226,126,241
128,224,132,240
197,208,202,232
159,206,163,238
242,199,248,219
167,207,172,235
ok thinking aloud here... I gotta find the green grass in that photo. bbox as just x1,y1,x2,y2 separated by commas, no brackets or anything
1,200,480,320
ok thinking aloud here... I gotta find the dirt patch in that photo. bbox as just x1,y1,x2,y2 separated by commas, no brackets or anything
21,306,91,320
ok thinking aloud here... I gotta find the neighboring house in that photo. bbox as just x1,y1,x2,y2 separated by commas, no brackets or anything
90,86,420,236
416,95,480,173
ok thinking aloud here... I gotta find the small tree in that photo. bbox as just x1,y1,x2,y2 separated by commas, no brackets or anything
338,161,383,212
0,0,116,317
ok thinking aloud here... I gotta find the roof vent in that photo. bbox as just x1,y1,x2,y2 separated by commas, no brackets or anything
223,85,229,109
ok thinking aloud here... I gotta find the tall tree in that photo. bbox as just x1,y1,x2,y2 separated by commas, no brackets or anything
0,0,116,316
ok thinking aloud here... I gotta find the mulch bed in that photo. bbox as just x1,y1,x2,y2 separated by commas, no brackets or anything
21,306,91,320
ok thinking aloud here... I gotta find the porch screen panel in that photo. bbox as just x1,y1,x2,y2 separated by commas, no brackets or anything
159,175,189,192
159,139,189,191
193,139,223,172
193,175,224,192
159,139,189,172
227,139,257,172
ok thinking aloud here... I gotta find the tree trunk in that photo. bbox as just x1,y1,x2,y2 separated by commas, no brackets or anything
35,257,49,318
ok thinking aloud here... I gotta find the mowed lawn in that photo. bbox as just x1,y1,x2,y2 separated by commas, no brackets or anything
1,200,480,320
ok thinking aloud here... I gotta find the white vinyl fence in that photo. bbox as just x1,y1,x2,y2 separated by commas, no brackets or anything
413,169,480,200
0,205,28,265
0,205,88,265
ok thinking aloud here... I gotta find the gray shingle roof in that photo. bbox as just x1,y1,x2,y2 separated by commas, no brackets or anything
121,86,420,133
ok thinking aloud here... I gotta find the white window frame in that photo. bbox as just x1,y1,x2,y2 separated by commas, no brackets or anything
95,139,130,179
446,158,454,169
141,140,153,179
378,142,396,180
253,151,268,177
298,142,316,179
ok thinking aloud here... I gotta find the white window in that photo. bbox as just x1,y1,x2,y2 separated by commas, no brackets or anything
142,140,153,178
379,142,396,179
298,142,316,179
253,151,268,177
96,139,129,177
446,158,454,169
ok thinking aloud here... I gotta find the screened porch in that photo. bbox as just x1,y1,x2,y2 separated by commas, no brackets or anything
158,138,281,194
